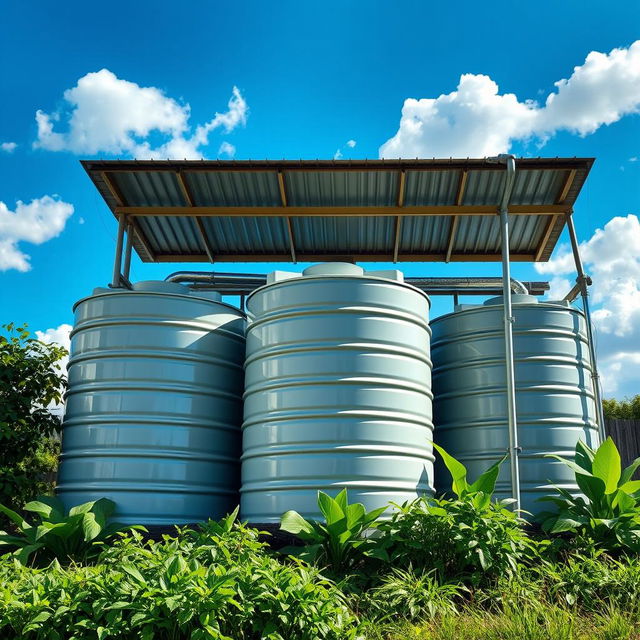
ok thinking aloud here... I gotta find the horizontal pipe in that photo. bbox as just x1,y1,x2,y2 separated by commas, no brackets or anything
165,271,548,297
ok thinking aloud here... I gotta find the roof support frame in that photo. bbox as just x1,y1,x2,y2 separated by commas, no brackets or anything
393,170,406,263
278,171,297,262
566,212,606,441
114,204,569,218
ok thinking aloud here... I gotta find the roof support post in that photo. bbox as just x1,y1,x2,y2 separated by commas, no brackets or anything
123,221,134,281
566,213,606,441
498,155,521,513
111,213,126,288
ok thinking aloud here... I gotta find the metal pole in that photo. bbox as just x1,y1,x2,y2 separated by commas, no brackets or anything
566,213,606,440
499,156,521,513
122,221,134,282
111,214,126,288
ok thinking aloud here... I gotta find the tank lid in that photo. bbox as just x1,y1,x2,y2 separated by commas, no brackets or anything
483,294,539,306
132,281,189,295
302,262,364,277
188,289,222,302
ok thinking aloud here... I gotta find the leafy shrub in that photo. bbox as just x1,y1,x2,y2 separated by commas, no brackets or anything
540,438,640,553
0,509,359,640
0,496,140,566
280,488,385,574
371,446,535,585
0,323,67,521
603,395,640,419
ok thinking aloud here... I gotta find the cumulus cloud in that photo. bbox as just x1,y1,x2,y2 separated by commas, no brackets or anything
1,142,17,153
218,141,236,158
0,196,74,271
34,69,247,159
535,215,640,396
36,324,72,415
380,40,640,158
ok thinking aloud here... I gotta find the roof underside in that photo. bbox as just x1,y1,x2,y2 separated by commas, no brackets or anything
82,158,593,264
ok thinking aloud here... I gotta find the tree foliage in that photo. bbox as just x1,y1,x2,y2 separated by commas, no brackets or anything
603,395,640,420
0,323,67,510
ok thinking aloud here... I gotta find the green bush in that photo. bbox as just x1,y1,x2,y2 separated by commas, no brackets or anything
0,497,142,566
603,395,640,419
369,446,536,586
0,323,67,520
540,438,640,553
279,488,385,575
0,510,358,640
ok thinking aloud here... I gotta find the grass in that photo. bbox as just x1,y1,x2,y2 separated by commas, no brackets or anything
362,605,640,640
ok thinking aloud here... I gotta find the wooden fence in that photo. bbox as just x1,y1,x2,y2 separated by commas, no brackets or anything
605,419,640,469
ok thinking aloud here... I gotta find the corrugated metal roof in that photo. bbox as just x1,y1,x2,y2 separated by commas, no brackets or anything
82,157,594,264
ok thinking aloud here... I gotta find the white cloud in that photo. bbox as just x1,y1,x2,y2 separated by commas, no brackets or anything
36,324,72,374
34,69,247,159
0,196,74,271
334,139,357,159
1,142,17,153
380,40,640,158
535,214,640,397
35,324,72,415
218,141,236,158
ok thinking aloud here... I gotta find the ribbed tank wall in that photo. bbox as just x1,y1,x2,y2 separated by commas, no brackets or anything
240,264,434,523
431,296,600,515
57,281,246,525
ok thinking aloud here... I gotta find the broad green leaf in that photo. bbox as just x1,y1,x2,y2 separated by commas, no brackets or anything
362,505,387,527
280,510,316,536
90,498,116,521
333,488,348,514
69,501,97,516
612,490,636,513
82,512,102,541
550,516,586,533
575,440,595,472
15,543,44,566
23,501,55,519
29,496,65,523
122,563,146,584
0,503,29,529
592,437,621,494
317,491,345,525
621,457,640,485
469,453,507,496
345,503,365,529
619,480,640,495
433,443,468,497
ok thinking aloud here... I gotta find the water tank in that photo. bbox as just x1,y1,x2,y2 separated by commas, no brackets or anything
431,295,600,515
241,263,434,523
57,281,246,525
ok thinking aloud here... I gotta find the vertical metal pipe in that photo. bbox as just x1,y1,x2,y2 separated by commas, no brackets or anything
111,214,126,288
499,156,521,513
566,214,606,440
122,221,134,281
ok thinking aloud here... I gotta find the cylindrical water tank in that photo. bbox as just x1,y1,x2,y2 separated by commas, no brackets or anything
431,295,600,515
241,263,434,522
57,281,246,525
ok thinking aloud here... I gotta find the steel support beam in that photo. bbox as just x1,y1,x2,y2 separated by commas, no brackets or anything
566,213,606,441
111,214,126,288
498,155,521,513
122,221,134,281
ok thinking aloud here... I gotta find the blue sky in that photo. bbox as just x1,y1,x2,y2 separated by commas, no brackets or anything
1,0,639,396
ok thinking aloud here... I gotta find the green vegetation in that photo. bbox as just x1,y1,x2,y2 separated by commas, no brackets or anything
540,437,640,552
0,324,66,518
280,488,385,574
0,510,357,640
603,395,640,419
0,497,142,566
